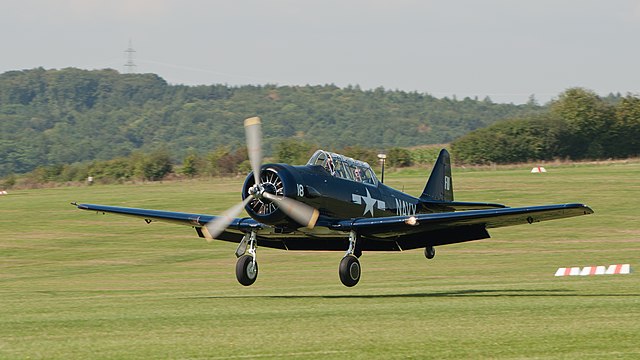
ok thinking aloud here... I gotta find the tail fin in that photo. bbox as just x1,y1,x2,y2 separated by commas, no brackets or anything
419,149,508,211
420,149,453,202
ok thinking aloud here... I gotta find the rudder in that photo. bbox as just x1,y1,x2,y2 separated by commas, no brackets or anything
420,149,453,202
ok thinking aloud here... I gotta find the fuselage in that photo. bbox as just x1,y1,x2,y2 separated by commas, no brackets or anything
295,164,421,219
242,162,424,229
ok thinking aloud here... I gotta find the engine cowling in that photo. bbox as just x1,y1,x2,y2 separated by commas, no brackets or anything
242,164,298,226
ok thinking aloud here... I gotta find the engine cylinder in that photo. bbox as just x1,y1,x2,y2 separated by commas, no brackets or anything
242,165,297,226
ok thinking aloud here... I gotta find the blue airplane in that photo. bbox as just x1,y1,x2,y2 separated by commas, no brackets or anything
75,117,593,287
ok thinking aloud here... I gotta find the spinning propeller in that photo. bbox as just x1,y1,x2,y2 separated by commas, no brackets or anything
202,117,319,241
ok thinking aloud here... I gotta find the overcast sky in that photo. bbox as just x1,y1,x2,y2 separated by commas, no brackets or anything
2,0,639,104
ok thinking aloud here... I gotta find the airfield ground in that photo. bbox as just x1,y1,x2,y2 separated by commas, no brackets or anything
1,161,638,359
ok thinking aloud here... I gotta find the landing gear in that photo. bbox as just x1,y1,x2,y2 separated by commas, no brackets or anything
236,254,258,286
235,231,258,286
339,230,362,287
339,255,361,287
425,245,436,259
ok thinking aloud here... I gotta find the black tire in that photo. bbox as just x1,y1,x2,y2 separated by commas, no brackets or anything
425,246,436,259
339,255,361,287
236,254,258,286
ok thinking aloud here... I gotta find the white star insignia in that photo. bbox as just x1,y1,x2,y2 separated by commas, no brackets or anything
361,189,378,216
352,189,386,217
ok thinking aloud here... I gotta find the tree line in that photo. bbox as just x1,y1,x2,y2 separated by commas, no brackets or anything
452,88,640,164
3,140,442,188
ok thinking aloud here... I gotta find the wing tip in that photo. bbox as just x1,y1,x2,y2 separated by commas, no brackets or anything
566,203,594,215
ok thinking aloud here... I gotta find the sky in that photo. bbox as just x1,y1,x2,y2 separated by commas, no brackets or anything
2,0,640,104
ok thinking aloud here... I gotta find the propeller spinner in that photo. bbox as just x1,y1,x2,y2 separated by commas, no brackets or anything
202,117,319,241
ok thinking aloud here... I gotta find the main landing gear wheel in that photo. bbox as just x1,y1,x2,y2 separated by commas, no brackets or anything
425,246,436,259
339,255,361,287
236,254,258,286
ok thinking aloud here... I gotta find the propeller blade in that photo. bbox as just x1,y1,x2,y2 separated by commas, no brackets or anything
202,197,252,242
204,117,318,241
244,117,262,186
263,192,319,229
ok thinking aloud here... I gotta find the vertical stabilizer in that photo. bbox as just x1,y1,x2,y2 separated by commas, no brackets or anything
420,149,453,202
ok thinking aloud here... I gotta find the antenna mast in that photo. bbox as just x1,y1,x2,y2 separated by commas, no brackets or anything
124,39,137,73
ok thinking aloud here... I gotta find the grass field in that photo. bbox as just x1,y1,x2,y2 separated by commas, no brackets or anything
1,161,639,359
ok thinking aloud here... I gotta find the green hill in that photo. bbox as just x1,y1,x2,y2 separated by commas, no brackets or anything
0,68,542,176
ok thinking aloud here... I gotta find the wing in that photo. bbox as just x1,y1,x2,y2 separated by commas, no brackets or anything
333,203,594,250
74,203,261,243
75,202,593,252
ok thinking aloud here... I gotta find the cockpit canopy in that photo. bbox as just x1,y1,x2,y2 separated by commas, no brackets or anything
307,150,378,185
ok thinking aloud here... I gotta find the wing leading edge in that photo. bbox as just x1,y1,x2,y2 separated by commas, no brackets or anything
73,203,260,243
333,203,593,249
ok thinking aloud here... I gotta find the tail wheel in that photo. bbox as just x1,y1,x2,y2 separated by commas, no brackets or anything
425,246,436,259
339,255,361,287
236,254,258,286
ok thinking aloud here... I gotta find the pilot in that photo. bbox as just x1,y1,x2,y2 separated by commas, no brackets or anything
354,167,362,182
325,153,336,176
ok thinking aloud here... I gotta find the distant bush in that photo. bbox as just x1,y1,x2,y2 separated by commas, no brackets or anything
1,174,16,189
139,150,173,181
275,139,316,165
387,147,413,167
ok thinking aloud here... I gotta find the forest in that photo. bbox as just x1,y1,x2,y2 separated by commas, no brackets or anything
0,68,540,178
1,68,638,187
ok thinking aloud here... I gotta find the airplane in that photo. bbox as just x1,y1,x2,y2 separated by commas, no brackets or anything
74,117,593,287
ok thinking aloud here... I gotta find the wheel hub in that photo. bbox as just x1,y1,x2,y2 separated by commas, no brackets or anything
349,262,360,280
246,261,257,279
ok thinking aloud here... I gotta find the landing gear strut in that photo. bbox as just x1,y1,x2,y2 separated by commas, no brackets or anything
236,231,258,286
424,245,436,259
339,230,361,287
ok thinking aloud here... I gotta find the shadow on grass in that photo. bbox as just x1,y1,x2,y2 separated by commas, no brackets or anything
190,289,640,300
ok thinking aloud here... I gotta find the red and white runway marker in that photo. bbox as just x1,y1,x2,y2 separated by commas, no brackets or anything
555,264,631,276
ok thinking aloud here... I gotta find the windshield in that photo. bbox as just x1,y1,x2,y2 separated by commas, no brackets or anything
307,150,378,185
